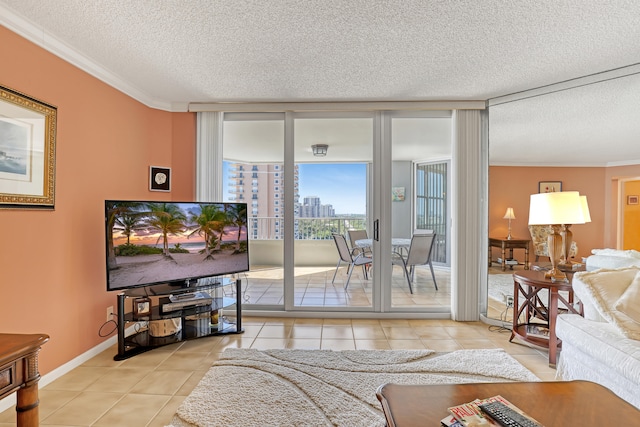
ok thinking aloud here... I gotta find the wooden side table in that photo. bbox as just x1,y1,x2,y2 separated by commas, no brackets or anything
0,333,49,427
488,237,530,271
510,270,580,367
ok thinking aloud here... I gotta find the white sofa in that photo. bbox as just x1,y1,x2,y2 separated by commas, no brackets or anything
556,267,640,408
585,248,640,271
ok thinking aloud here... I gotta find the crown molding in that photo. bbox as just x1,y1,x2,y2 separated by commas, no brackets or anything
189,100,485,112
0,4,179,112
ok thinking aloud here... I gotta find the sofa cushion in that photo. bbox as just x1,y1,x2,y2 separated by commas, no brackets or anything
591,248,640,259
586,254,640,271
556,314,640,393
615,273,640,324
572,267,640,339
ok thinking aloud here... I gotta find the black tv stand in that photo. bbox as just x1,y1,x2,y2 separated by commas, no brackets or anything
114,278,243,360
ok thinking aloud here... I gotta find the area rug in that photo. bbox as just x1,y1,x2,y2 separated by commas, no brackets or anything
167,348,539,427
488,273,515,303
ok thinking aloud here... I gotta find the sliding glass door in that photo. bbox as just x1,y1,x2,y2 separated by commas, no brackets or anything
222,113,286,309
387,112,452,310
219,109,453,314
291,113,373,310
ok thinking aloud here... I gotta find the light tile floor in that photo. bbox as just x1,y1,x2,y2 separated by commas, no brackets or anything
240,263,451,309
0,317,557,427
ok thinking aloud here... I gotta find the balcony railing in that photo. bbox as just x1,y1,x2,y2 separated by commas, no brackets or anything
248,216,366,240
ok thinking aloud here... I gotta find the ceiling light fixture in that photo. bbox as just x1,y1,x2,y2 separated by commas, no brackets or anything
311,144,328,157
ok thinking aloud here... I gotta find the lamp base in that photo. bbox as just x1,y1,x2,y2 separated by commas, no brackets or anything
558,259,576,267
544,268,568,282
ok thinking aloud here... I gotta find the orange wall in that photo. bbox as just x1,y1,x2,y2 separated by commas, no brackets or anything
489,165,640,262
605,166,640,248
622,180,640,249
489,166,607,263
0,26,196,374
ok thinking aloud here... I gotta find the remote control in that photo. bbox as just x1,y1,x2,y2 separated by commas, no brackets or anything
478,401,542,427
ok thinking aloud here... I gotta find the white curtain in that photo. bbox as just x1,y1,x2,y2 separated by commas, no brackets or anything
196,111,223,201
451,109,488,321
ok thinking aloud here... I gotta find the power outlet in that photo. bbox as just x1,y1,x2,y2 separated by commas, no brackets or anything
106,306,114,323
506,296,514,308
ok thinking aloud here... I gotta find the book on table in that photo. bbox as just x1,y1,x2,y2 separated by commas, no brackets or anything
497,258,519,265
526,324,550,339
447,395,542,426
441,414,464,426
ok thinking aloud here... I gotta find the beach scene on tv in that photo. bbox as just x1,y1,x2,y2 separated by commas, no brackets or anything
106,201,249,290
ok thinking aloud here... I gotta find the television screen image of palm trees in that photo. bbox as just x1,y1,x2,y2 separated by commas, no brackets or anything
105,201,249,291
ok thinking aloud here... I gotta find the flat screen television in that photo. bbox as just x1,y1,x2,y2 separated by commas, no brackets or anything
105,200,249,291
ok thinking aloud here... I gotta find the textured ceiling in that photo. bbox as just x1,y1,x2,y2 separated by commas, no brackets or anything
1,1,639,166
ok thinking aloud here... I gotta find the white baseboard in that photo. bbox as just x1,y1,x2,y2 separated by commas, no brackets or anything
0,326,136,414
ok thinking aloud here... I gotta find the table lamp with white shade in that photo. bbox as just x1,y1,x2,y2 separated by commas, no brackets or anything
528,191,589,281
503,207,516,240
559,195,591,266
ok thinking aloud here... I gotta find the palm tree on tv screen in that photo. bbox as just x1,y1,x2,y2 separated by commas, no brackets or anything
145,202,187,258
106,201,146,269
189,203,227,260
114,213,143,245
226,203,248,253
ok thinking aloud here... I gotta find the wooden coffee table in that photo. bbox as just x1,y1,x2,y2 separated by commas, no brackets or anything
376,381,639,426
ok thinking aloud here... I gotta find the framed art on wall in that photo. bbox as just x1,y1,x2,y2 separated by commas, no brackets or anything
150,166,171,192
538,181,562,193
628,195,639,205
392,186,405,201
0,84,57,209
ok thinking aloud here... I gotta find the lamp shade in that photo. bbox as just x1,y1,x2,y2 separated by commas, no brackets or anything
503,207,515,220
528,191,587,225
580,195,592,223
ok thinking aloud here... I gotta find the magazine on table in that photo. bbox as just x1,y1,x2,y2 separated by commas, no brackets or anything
441,414,464,426
447,395,541,426
526,324,550,339
448,397,501,426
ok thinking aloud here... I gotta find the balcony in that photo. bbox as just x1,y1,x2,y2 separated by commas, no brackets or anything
247,216,364,241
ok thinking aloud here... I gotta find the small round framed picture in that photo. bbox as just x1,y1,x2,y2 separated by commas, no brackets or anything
133,297,151,318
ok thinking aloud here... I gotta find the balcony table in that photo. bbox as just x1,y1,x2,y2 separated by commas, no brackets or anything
355,238,411,253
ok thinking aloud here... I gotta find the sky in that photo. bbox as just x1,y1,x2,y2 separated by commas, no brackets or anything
223,162,366,215
298,164,366,215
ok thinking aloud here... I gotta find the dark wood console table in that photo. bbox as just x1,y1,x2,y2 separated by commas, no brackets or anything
488,237,530,271
376,381,639,426
0,333,49,427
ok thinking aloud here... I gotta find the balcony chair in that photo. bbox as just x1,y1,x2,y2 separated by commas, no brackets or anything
331,233,373,290
347,229,372,257
528,225,578,262
391,231,438,294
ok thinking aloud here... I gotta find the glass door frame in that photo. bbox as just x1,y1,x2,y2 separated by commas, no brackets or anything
380,110,453,313
285,111,381,312
220,108,456,315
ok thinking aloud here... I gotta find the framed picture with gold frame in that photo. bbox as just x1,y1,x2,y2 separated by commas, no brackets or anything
0,84,57,208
